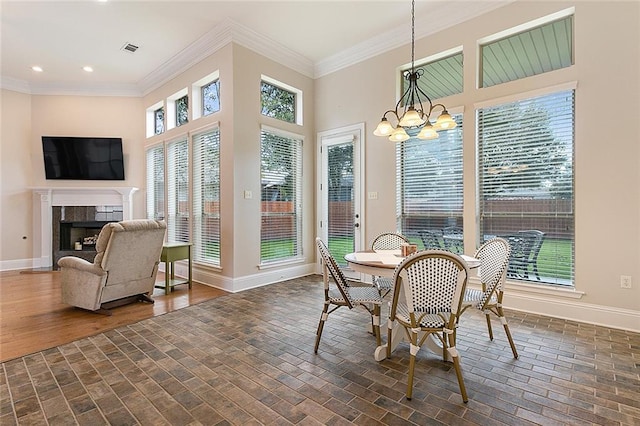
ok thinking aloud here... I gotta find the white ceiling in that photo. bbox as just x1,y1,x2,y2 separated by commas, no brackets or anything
1,0,511,96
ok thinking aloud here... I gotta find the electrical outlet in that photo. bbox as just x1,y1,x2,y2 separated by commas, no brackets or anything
620,275,632,289
244,190,252,199
368,191,378,200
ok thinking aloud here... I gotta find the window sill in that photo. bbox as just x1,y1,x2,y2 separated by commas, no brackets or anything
468,276,584,300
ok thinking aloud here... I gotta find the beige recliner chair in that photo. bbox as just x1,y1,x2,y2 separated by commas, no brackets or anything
58,219,167,315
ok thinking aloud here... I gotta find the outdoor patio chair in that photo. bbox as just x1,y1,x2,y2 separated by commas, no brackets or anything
460,237,518,358
505,230,545,280
418,229,443,250
442,226,464,254
370,232,409,297
314,238,383,353
387,250,470,402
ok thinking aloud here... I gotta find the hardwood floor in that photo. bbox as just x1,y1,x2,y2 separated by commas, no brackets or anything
0,269,228,362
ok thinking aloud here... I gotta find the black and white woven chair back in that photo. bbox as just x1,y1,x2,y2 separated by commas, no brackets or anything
371,232,409,251
315,238,355,308
395,250,468,316
474,238,511,307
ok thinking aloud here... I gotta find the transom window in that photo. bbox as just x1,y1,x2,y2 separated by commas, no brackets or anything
202,80,220,116
400,51,463,102
154,107,164,135
480,15,573,88
261,80,296,124
176,95,189,127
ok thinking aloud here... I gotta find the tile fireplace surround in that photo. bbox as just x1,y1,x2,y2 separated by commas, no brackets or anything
31,187,138,269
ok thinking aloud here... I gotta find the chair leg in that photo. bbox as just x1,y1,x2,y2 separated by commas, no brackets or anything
372,305,382,348
406,331,419,400
314,304,329,353
386,318,394,358
485,312,494,341
497,307,518,359
447,335,468,403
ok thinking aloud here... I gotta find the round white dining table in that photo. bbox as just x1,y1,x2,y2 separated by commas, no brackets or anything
344,249,481,362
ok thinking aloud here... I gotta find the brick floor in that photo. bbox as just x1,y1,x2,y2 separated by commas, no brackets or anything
1,275,638,425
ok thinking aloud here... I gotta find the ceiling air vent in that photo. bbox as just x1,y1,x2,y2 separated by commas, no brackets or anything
121,43,139,53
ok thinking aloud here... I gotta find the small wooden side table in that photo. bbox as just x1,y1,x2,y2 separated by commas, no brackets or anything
156,243,192,295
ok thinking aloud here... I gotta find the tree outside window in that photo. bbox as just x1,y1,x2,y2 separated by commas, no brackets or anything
176,95,188,127
202,80,220,116
261,81,295,123
154,107,164,135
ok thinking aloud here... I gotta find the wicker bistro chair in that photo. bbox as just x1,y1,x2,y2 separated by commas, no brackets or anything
314,238,384,353
460,237,518,358
370,232,410,297
387,250,470,402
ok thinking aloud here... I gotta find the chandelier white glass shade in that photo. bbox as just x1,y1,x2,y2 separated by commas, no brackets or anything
373,0,457,142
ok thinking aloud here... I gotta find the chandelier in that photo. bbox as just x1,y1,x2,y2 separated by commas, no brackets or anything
373,0,457,142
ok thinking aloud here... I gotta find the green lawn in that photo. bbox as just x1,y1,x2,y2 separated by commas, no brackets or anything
261,235,573,282
324,235,573,282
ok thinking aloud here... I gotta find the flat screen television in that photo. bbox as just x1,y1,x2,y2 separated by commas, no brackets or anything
42,136,125,180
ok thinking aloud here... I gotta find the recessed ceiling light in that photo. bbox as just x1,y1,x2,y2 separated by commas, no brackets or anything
83,66,94,72
32,66,43,72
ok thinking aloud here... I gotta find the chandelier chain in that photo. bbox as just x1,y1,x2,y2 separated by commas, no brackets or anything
411,0,415,72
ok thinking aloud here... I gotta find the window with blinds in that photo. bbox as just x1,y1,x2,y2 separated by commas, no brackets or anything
396,115,463,250
145,144,165,221
477,89,575,286
166,138,190,244
192,127,220,266
260,127,303,264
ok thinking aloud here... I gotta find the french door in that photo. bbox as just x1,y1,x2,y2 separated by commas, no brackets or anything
317,124,364,279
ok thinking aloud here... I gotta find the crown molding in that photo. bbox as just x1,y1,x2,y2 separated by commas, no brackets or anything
0,76,33,94
138,18,314,96
138,19,234,96
315,0,513,78
0,75,142,97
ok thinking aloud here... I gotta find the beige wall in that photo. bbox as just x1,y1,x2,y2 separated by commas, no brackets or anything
0,90,33,264
316,1,640,319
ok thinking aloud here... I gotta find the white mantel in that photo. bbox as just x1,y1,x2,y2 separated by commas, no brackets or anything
31,187,138,268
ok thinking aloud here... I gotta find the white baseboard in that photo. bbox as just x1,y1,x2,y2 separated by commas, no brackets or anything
506,292,640,333
159,260,316,293
0,258,38,272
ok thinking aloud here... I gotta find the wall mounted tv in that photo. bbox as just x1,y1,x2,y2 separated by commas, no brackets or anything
42,136,125,180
